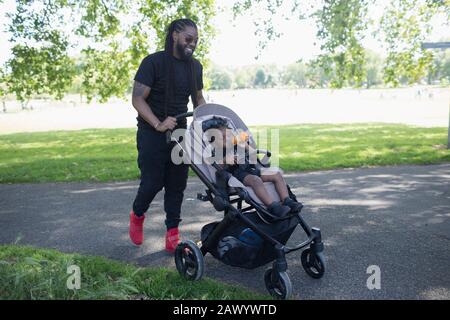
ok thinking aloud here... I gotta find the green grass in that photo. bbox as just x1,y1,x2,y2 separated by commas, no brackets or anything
263,123,450,172
0,245,267,300
0,124,449,183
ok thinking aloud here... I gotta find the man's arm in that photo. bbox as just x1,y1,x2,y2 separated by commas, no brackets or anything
196,90,206,107
132,81,176,131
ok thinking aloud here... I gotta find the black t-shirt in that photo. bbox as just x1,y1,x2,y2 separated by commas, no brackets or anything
134,51,203,129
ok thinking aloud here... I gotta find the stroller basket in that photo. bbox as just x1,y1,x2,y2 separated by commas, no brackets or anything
201,210,299,269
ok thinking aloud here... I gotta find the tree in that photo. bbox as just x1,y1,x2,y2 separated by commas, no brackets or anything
305,61,330,88
441,54,450,83
5,0,76,104
365,50,383,88
281,62,307,87
7,43,76,105
208,66,233,90
379,0,447,86
0,68,7,112
254,68,267,87
234,68,252,89
232,0,370,88
232,0,450,88
313,0,370,88
4,0,216,102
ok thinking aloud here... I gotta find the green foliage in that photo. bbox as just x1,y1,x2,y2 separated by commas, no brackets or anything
440,53,450,81
254,68,267,87
365,50,384,88
425,49,450,85
304,61,330,88
75,0,126,40
0,68,7,112
4,0,216,102
205,58,385,90
207,64,280,89
232,0,310,54
5,0,76,102
234,68,253,89
7,44,76,101
208,66,233,90
313,0,370,88
0,68,7,98
232,0,370,88
379,0,445,86
80,45,134,103
232,0,450,88
281,62,307,87
140,0,216,66
3,0,449,98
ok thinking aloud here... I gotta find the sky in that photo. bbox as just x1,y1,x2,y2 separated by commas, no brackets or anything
0,0,449,67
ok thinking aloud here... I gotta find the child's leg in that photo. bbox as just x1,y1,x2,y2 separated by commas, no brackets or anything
261,171,289,201
242,174,274,206
262,171,303,212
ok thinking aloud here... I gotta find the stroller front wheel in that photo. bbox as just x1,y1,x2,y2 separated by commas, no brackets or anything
264,268,292,300
174,240,204,281
301,248,325,279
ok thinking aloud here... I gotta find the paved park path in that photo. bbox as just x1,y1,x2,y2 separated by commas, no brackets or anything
1,164,449,299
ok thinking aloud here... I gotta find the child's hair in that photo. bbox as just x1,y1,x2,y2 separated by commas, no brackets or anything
202,116,229,132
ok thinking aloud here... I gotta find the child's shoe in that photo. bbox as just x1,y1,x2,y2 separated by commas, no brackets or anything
268,202,291,218
283,197,303,212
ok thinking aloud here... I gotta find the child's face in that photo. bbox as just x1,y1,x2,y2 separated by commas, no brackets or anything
210,127,233,148
218,127,234,149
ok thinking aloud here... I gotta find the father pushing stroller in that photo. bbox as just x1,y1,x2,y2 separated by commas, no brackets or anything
129,18,206,252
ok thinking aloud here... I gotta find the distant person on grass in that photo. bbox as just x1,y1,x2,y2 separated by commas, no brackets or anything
129,18,206,252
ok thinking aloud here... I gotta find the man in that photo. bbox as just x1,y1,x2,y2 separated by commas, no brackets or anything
130,18,206,252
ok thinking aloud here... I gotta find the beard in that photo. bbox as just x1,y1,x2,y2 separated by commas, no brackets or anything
175,42,194,60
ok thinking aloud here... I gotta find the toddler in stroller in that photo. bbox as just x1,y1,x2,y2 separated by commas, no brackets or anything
170,103,325,299
201,116,303,218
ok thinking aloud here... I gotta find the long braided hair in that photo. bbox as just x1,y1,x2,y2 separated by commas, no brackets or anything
163,19,199,118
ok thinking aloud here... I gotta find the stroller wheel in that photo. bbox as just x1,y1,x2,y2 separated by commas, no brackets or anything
264,268,292,300
301,248,325,279
174,240,204,281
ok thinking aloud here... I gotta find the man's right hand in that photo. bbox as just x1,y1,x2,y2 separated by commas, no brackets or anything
156,116,177,132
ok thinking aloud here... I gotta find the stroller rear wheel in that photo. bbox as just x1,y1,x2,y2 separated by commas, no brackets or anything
264,268,292,300
301,248,325,279
174,240,204,281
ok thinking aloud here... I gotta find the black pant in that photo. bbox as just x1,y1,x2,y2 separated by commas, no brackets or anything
132,127,189,230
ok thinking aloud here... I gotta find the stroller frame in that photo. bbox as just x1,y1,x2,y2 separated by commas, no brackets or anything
171,106,325,299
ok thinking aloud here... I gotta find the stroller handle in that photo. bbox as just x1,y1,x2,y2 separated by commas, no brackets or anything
175,112,194,121
166,112,194,144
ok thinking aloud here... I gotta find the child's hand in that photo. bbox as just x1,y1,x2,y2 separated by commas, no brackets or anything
232,131,250,145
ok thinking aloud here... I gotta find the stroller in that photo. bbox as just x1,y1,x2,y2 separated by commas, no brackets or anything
169,104,325,300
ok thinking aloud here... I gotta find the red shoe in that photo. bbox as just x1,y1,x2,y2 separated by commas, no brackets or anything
129,210,145,245
165,227,180,253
